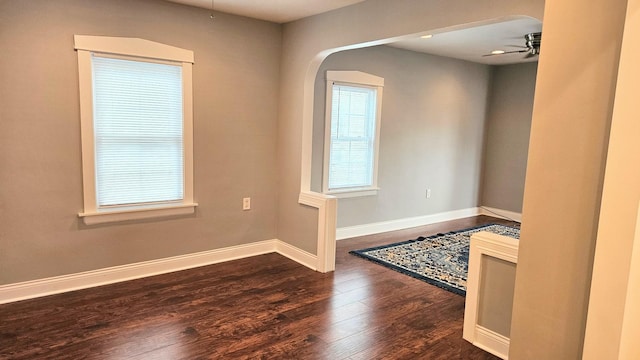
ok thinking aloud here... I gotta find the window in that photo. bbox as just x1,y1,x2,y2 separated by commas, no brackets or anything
323,71,384,197
75,35,196,225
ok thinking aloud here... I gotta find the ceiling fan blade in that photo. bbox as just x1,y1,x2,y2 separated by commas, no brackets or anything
482,49,529,57
482,32,541,60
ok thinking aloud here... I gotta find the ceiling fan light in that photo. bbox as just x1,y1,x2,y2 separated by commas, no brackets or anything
420,34,433,39
491,50,506,55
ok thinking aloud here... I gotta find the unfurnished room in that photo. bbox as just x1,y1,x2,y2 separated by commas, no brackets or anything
1,0,638,359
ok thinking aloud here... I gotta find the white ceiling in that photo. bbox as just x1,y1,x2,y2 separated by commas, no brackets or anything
164,1,541,65
165,0,367,23
388,17,543,65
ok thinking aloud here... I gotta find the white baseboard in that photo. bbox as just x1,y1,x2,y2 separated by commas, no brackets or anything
470,326,510,359
0,206,519,304
0,239,316,305
336,207,482,240
336,206,522,240
275,240,318,271
479,206,522,222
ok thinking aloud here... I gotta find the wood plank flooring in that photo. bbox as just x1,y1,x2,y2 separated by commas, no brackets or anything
0,215,518,359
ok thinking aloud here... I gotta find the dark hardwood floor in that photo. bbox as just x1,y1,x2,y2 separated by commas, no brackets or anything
0,215,518,359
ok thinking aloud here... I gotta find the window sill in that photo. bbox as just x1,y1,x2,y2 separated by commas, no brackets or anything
325,188,379,198
79,203,198,225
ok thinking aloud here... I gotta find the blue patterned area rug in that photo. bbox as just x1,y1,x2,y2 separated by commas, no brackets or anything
349,224,520,296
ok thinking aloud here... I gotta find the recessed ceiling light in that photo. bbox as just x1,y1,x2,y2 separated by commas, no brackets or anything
491,50,506,55
420,34,433,39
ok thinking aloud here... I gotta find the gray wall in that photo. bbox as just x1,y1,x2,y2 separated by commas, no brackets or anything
312,46,492,228
481,63,537,213
0,0,281,284
478,256,517,337
278,0,544,256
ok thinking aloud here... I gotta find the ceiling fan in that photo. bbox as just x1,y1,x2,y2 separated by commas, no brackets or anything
484,32,542,59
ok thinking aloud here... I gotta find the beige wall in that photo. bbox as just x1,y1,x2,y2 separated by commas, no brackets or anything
509,0,627,358
0,0,281,284
619,209,640,359
279,0,545,254
481,63,537,213
582,0,640,357
311,46,491,228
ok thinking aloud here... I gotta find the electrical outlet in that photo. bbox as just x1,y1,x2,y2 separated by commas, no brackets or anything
243,197,251,210
426,189,432,198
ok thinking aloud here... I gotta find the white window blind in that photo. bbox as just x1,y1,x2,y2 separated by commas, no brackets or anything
92,55,184,208
328,84,377,190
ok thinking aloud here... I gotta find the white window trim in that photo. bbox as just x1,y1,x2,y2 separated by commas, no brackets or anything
326,187,380,199
75,35,197,225
323,71,384,197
